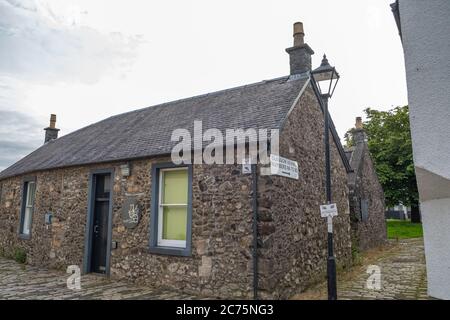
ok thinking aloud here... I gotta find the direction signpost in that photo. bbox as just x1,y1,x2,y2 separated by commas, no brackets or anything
320,203,338,218
270,154,299,180
320,203,338,300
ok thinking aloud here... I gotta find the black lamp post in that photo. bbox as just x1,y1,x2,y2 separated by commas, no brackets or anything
311,54,340,301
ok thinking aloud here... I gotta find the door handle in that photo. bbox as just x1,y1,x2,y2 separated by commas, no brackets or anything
94,225,99,234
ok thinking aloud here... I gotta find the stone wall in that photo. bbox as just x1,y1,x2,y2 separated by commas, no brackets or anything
0,168,91,268
257,85,352,299
110,158,255,298
0,158,256,298
349,145,387,251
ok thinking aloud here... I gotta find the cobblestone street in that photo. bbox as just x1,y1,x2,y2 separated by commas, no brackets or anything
339,238,428,300
0,238,428,300
0,259,196,300
294,238,429,300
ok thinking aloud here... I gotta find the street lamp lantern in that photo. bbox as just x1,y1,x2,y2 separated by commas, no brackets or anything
311,54,340,98
311,53,340,301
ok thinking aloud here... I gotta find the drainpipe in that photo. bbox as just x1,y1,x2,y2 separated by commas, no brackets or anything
251,163,259,300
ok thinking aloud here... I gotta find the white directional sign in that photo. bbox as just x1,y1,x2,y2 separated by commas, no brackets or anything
320,203,338,218
242,158,252,174
270,154,299,180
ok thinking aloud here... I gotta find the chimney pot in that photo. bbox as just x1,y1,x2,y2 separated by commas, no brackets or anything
293,22,305,46
355,117,363,129
353,116,366,144
50,114,57,129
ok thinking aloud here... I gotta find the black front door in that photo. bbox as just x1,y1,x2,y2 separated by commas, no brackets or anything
90,173,111,274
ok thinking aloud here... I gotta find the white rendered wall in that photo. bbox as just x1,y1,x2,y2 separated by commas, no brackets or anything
421,199,450,300
399,0,450,190
399,0,450,300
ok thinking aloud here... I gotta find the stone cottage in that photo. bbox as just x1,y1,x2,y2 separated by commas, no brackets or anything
0,23,366,299
345,118,387,251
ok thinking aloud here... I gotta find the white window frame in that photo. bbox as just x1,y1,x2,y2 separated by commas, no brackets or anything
157,167,188,248
21,181,36,236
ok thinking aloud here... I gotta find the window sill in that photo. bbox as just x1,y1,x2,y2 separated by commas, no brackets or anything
148,245,191,257
18,234,31,240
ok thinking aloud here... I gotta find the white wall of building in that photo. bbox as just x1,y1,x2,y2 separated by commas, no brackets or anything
422,199,450,299
398,0,450,299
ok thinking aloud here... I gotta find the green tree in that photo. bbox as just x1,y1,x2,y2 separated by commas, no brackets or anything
346,106,420,222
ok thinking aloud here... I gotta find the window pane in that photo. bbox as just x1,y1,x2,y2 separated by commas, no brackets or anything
162,170,188,204
26,182,36,207
103,175,111,193
22,207,32,235
162,206,187,241
95,174,110,195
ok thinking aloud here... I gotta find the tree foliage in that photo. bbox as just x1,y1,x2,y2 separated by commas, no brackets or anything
346,106,418,208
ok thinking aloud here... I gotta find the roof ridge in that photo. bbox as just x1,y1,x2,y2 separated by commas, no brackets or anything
106,75,290,120
42,75,291,146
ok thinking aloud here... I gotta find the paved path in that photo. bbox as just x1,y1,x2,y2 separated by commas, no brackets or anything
1,239,428,300
294,238,429,300
0,259,196,300
339,238,428,300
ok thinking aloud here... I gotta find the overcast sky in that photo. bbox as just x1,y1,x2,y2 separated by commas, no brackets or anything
0,0,407,171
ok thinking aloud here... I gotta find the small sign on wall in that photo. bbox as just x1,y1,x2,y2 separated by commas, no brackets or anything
242,158,252,174
270,154,299,180
45,212,53,225
122,196,141,229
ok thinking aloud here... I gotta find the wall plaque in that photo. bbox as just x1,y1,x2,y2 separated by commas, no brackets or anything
122,196,140,229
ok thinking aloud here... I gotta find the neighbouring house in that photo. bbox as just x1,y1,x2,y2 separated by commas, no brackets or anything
391,0,450,300
345,117,387,251
0,22,384,299
386,204,410,220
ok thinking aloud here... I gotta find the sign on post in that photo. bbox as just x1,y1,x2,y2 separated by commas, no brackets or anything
320,203,338,218
270,154,299,180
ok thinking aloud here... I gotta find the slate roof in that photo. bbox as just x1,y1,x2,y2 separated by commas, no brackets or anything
0,76,313,179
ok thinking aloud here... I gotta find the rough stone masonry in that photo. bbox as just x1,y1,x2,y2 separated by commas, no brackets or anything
0,83,353,299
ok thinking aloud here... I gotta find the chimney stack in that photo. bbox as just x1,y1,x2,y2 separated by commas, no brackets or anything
44,114,60,143
286,22,314,75
353,117,366,144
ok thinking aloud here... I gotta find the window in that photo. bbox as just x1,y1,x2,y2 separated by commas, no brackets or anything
150,164,192,256
360,198,369,222
158,168,188,247
20,178,36,237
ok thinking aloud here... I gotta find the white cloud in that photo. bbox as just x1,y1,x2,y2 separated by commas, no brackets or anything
0,106,43,170
0,0,142,84
0,0,142,169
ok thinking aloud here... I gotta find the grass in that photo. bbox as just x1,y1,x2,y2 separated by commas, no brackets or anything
387,219,423,239
13,247,27,264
